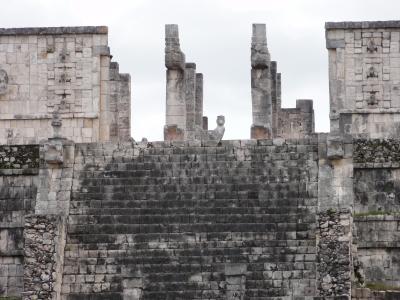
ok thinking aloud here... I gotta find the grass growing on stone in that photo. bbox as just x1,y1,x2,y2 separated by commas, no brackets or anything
354,211,398,217
366,282,400,291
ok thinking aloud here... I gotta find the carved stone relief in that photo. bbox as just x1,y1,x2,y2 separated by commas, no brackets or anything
366,66,378,79
368,91,378,105
366,39,378,53
0,69,8,94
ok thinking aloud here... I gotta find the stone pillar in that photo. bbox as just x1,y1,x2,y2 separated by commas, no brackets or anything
185,63,196,140
316,133,354,298
195,73,203,128
99,51,112,142
276,73,282,113
250,23,272,139
164,24,186,141
270,61,278,136
109,62,131,142
202,116,208,130
23,135,75,300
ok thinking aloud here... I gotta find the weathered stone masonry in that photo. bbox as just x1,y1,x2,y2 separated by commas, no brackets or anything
0,26,131,144
4,21,400,300
250,24,315,140
0,145,39,296
62,138,319,299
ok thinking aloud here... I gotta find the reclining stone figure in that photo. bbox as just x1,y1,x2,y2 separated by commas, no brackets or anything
202,115,225,144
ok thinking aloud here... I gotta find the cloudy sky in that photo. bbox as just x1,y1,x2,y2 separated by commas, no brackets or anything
1,0,399,140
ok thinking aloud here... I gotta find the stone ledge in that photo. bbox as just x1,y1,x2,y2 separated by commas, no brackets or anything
0,26,108,36
326,20,400,29
358,241,400,248
339,108,400,114
354,162,400,169
0,112,99,120
354,215,400,221
0,168,38,175
73,137,320,153
0,249,24,256
0,222,24,228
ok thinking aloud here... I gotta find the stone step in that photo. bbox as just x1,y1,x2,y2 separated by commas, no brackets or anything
66,231,315,244
69,197,315,208
80,161,311,173
63,245,316,255
68,213,315,225
68,222,314,235
75,141,317,156
63,249,316,265
72,182,309,195
63,247,316,259
72,188,307,197
75,169,305,180
68,206,315,216
64,242,317,256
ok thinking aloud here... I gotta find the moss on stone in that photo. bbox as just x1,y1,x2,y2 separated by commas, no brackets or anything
365,282,400,291
354,211,399,217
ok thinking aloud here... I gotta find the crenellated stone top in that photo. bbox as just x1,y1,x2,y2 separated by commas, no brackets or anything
325,20,400,29
165,24,185,70
0,26,108,35
251,23,270,68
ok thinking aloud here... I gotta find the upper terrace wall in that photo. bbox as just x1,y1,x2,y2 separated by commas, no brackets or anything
326,21,400,138
0,27,131,144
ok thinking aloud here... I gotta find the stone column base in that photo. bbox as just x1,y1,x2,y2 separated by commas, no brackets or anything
251,125,271,139
164,125,184,141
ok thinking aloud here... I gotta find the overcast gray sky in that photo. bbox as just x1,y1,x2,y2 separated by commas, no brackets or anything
1,0,399,140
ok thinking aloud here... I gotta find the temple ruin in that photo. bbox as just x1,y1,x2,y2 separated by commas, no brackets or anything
1,21,400,300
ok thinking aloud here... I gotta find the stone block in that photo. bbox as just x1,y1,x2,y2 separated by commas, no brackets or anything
43,139,64,164
251,124,271,139
327,135,344,159
326,39,345,49
225,264,247,276
163,124,184,141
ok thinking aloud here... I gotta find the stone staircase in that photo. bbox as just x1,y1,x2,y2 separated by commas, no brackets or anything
62,139,319,300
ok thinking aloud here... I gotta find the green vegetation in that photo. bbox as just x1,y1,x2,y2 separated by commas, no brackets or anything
353,211,399,217
366,282,400,291
326,208,336,216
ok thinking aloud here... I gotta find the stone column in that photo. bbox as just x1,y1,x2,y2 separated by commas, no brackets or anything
164,24,186,141
99,51,112,142
23,134,75,300
195,73,203,128
202,116,208,130
316,134,354,298
250,23,272,139
270,61,278,136
185,63,196,140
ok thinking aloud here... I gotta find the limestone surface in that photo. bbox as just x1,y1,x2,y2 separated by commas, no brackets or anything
3,21,400,300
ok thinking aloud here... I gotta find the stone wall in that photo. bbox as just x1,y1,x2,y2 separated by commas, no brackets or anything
109,62,131,141
0,145,39,297
0,26,130,144
276,100,315,139
23,214,66,300
1,138,399,299
250,25,315,140
356,216,400,288
353,138,400,293
316,209,352,297
326,21,400,137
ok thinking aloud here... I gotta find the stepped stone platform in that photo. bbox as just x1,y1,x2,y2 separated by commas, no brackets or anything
62,138,319,299
5,20,400,300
